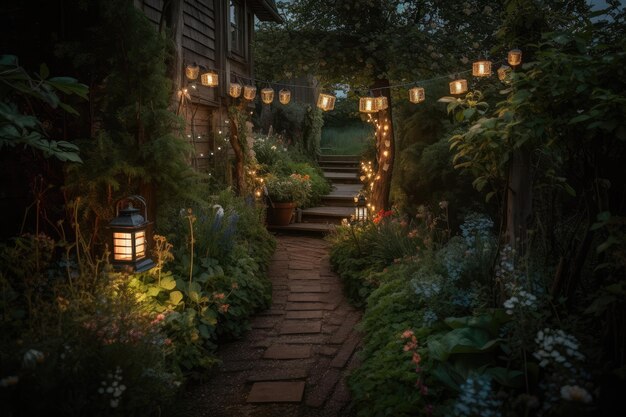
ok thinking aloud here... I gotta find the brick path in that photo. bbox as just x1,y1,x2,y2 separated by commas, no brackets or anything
183,235,361,417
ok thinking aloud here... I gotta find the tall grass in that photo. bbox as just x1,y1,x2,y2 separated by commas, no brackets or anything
320,123,373,155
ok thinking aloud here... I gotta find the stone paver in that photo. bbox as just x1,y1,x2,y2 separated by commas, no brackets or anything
182,235,361,417
264,345,312,359
247,381,306,403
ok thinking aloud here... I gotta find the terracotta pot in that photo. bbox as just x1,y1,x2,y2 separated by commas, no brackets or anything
267,202,296,226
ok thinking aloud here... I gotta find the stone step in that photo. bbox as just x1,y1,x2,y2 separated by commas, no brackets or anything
323,171,360,184
301,206,353,225
318,159,360,167
267,222,335,234
317,154,360,162
320,166,360,174
320,195,356,207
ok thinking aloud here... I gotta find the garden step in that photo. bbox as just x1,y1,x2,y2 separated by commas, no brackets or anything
320,166,360,174
247,381,305,403
301,206,353,225
323,171,360,184
267,223,335,234
317,154,360,162
321,195,356,207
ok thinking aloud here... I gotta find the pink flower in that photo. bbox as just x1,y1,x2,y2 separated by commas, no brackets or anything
164,338,172,346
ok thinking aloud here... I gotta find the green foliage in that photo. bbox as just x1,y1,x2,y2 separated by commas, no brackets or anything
321,123,372,155
264,174,312,206
0,55,87,162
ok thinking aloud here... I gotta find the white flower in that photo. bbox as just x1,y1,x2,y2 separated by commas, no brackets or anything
22,349,44,369
560,385,592,403
110,399,119,408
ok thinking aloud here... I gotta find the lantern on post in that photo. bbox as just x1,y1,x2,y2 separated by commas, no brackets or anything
354,193,368,222
449,79,468,95
261,88,275,104
375,96,388,111
107,196,155,272
472,60,492,77
359,96,377,113
408,87,425,104
243,85,257,100
200,70,219,87
229,82,242,98
508,49,522,67
317,93,336,111
279,89,291,104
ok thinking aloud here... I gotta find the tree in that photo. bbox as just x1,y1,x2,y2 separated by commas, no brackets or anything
255,0,504,211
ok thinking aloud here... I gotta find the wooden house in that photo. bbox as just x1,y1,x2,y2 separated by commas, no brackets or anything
136,0,282,174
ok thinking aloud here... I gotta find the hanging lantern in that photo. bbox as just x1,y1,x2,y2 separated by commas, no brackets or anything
279,89,291,104
354,193,368,222
243,85,257,100
408,87,425,104
200,71,219,87
261,88,274,104
107,196,155,273
359,96,377,113
185,63,199,80
317,93,336,111
229,82,242,98
375,96,388,111
472,60,492,77
508,49,522,66
449,79,468,95
497,65,512,82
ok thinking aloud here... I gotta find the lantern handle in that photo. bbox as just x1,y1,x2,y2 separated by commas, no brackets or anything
115,195,149,221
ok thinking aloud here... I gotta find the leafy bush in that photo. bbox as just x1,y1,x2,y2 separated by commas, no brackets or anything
264,173,312,206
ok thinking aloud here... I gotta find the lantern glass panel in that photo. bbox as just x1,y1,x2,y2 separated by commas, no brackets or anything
135,231,146,258
472,60,492,77
229,83,242,98
508,49,522,66
449,79,468,95
243,86,257,100
375,96,388,110
409,87,425,103
261,88,274,104
200,71,219,86
279,89,291,104
359,97,377,113
113,232,133,261
317,93,336,111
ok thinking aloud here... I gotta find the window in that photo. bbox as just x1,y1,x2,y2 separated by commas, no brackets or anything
229,0,244,55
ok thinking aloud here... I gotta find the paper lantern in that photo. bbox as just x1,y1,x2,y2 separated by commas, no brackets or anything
508,49,522,66
107,196,155,272
472,60,492,77
497,65,511,82
185,63,199,80
243,85,257,100
375,96,388,111
317,93,336,111
449,79,468,95
261,88,274,104
200,71,219,87
229,82,242,98
279,89,291,104
408,87,425,103
359,97,377,113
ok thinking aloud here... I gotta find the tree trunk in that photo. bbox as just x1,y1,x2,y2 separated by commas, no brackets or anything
369,78,394,212
163,0,183,103
228,104,247,196
506,149,532,246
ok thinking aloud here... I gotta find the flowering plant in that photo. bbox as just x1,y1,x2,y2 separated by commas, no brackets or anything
264,173,312,206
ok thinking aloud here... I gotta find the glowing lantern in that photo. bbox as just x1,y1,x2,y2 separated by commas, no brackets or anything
359,97,377,113
508,49,522,66
229,82,242,98
449,79,468,95
243,85,257,100
279,89,291,104
317,93,336,111
107,196,154,272
472,60,492,77
261,88,275,104
200,71,218,87
409,87,425,103
185,63,199,80
498,65,512,82
354,193,368,222
375,96,388,111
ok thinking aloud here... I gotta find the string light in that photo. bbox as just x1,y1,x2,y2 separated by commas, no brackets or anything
498,65,512,82
472,60,492,77
261,88,274,104
317,93,336,111
185,63,199,80
375,96,388,111
409,87,425,103
279,89,291,104
229,82,242,98
359,96,377,113
449,78,468,95
508,49,522,66
200,71,219,87
243,85,257,100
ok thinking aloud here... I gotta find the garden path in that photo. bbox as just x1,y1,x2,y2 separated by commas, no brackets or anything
183,235,361,417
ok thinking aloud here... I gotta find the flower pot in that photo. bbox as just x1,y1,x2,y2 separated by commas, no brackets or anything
267,202,296,226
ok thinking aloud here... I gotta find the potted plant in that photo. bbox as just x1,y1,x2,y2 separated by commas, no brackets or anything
264,174,311,226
